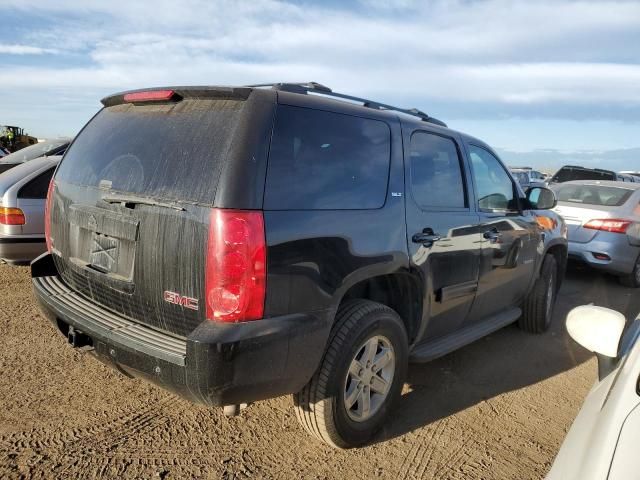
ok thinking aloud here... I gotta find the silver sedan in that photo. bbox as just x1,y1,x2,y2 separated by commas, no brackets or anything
0,156,60,265
552,180,640,287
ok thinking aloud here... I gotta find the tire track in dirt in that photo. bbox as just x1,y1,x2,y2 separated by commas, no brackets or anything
0,395,179,460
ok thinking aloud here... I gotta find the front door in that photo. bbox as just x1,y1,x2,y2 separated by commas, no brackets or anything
405,130,483,343
465,144,540,323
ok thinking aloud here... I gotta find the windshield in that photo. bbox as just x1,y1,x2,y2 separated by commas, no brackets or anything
0,139,69,163
556,184,633,206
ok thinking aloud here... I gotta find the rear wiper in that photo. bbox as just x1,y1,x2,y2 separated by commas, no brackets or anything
102,194,185,211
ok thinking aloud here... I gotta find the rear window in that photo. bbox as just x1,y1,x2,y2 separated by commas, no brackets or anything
551,167,616,183
18,167,55,199
512,172,529,185
264,105,391,210
56,99,245,205
556,184,633,206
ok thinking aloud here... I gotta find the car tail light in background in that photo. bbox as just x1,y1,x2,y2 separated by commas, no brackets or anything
583,219,632,234
124,90,177,103
205,209,266,322
44,179,54,251
0,207,25,225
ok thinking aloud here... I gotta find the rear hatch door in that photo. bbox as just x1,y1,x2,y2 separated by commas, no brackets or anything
50,89,266,337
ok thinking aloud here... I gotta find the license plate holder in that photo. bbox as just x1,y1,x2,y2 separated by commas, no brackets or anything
89,233,120,273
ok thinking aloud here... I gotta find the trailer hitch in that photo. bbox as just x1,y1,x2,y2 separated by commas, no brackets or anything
67,326,94,351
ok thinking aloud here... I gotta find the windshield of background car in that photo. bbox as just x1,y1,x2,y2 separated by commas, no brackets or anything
55,99,245,205
551,167,616,183
556,184,633,206
0,139,68,163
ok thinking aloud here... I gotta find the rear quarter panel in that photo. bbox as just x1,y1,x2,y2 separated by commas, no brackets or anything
263,115,409,319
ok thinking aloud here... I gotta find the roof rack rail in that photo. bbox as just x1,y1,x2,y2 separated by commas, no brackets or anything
247,82,447,127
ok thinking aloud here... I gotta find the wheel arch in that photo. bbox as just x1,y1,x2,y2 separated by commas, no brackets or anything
544,241,568,291
336,271,423,344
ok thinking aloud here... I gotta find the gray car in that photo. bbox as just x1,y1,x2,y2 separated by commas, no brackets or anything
552,180,640,286
0,138,69,175
0,156,60,265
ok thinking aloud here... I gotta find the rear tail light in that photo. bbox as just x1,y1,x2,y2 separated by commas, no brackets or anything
124,90,177,103
0,207,25,225
44,179,54,251
583,218,632,234
205,209,266,322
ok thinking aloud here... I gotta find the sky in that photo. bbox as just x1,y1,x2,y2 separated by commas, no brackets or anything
1,0,639,170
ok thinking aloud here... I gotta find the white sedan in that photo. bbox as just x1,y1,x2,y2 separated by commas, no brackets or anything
547,305,640,479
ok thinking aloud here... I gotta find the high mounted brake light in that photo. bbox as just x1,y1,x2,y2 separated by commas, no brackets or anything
205,209,266,323
123,90,177,103
0,207,25,225
583,218,632,234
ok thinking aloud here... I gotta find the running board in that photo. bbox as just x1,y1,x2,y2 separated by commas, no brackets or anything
410,307,522,363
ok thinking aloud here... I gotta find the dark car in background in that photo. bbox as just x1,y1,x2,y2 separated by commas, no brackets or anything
0,138,70,175
31,82,567,448
548,165,629,185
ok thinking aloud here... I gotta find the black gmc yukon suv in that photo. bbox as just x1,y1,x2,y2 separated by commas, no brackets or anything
32,83,567,448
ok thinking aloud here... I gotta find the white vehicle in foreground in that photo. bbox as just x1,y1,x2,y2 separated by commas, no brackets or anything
547,305,640,479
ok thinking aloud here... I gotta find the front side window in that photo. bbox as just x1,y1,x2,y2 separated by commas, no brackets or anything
409,131,466,209
468,145,517,212
265,105,391,210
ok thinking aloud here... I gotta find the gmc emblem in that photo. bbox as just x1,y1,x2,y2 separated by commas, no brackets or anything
163,291,199,311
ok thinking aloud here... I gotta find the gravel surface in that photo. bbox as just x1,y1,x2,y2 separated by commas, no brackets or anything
1,263,639,479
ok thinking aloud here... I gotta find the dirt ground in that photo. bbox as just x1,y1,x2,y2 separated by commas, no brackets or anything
1,264,639,480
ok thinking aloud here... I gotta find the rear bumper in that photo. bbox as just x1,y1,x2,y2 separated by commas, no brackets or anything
31,253,331,406
0,236,46,265
568,235,640,275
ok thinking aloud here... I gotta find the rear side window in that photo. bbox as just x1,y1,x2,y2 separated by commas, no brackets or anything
556,184,633,206
55,99,245,204
264,105,391,210
18,167,55,199
410,132,466,209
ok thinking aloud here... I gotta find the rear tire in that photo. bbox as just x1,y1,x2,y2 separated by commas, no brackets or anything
293,300,408,448
518,254,558,333
619,254,640,288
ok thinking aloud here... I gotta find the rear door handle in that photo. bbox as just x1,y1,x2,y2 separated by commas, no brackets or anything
412,231,442,246
483,228,502,242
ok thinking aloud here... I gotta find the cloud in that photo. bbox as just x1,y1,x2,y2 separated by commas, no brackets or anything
1,0,639,146
0,43,58,55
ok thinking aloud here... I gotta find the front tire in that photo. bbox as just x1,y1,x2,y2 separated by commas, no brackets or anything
294,300,408,448
519,254,558,333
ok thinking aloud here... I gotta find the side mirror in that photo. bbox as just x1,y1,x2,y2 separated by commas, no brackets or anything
566,305,626,380
527,186,557,210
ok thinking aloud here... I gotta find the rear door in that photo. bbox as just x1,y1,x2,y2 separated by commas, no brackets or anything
50,91,272,337
404,129,483,342
464,143,540,323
